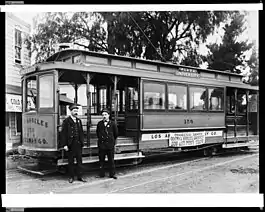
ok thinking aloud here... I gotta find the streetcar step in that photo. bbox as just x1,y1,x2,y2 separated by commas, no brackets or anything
57,152,145,166
222,141,259,149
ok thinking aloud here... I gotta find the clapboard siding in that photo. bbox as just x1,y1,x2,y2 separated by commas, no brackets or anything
5,12,31,88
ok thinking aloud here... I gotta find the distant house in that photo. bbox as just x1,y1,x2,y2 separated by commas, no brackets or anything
5,13,31,151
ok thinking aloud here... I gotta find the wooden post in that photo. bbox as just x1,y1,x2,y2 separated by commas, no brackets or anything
113,76,118,126
246,90,249,137
74,83,78,103
234,89,237,138
86,73,91,152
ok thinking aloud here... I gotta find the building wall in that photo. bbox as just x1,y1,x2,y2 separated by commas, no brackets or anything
5,12,31,87
5,13,31,151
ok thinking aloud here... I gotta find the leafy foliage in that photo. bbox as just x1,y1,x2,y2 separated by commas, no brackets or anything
205,12,253,74
245,44,259,85
26,11,231,64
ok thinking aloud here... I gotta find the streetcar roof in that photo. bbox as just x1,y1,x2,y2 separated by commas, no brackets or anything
46,48,243,77
21,61,258,91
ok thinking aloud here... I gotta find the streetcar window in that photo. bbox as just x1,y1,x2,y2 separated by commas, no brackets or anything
168,84,187,110
237,93,247,114
189,86,207,111
26,76,37,111
208,88,224,111
128,87,138,110
144,82,165,110
39,75,54,108
99,86,107,112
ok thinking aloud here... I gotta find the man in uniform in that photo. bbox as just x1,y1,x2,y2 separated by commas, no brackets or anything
96,108,118,179
61,103,87,183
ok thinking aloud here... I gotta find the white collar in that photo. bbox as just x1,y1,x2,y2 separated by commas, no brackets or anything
70,115,77,122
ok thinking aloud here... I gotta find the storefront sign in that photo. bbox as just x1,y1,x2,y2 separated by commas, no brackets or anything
6,94,22,112
6,94,34,112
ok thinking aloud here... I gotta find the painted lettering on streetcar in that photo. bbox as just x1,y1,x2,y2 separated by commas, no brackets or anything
26,117,48,128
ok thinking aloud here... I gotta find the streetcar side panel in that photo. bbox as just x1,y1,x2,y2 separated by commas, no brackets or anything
142,112,225,129
19,113,58,158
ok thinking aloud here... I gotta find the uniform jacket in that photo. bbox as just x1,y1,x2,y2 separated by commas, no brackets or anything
60,116,84,148
96,120,118,149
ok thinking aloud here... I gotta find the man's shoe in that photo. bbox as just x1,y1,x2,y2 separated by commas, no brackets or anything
110,175,117,179
68,178,74,183
77,177,87,182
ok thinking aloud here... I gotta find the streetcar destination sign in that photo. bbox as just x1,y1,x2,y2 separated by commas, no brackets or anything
19,65,39,76
175,67,200,78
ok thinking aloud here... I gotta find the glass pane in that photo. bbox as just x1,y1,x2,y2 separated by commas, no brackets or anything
144,82,165,110
168,85,187,110
237,93,247,114
15,46,21,60
190,87,207,111
208,88,224,111
248,94,258,112
26,76,37,111
99,87,107,111
39,75,54,108
128,87,138,110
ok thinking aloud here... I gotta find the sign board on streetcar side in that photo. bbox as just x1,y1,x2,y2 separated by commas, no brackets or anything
141,130,223,147
168,131,206,147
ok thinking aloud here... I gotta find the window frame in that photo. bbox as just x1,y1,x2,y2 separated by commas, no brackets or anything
38,73,55,113
24,75,38,113
14,28,22,64
143,80,167,112
188,84,208,112
127,86,139,112
167,83,188,112
207,86,225,112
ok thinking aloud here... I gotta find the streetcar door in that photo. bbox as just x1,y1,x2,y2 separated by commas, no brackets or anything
225,87,258,141
124,77,140,139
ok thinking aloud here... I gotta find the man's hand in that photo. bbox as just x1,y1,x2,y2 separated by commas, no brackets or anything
64,146,69,151
115,146,120,153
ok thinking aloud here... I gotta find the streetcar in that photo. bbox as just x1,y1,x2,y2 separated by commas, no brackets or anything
18,47,259,174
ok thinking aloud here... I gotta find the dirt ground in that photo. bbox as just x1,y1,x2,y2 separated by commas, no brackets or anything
6,150,259,194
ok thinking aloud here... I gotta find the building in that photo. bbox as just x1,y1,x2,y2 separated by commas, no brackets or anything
5,13,31,151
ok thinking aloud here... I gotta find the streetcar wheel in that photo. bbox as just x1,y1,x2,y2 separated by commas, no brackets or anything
132,158,143,165
211,147,218,156
203,149,209,157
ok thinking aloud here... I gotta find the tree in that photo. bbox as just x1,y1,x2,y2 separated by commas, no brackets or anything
25,12,108,63
245,44,259,85
205,11,253,73
27,11,231,64
99,11,231,62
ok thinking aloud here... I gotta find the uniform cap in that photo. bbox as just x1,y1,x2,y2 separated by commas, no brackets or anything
69,103,80,111
101,108,110,114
